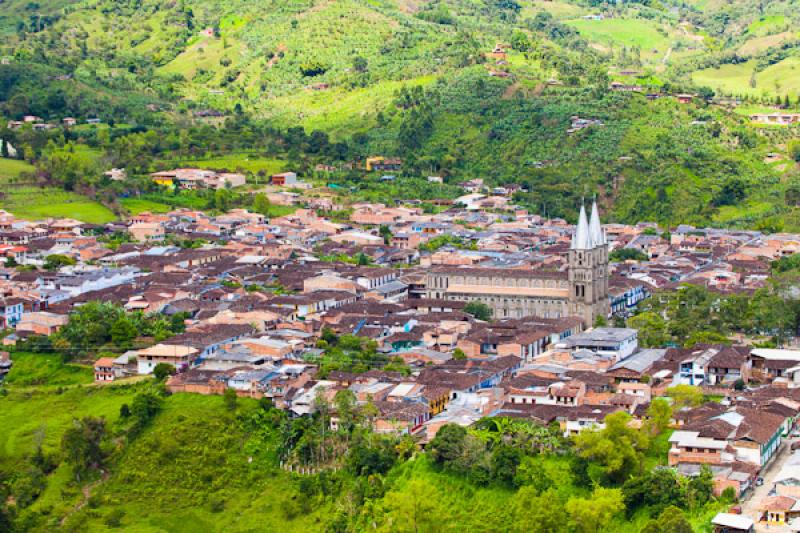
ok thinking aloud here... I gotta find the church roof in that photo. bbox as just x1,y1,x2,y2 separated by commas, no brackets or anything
589,200,606,248
572,202,606,250
571,205,590,250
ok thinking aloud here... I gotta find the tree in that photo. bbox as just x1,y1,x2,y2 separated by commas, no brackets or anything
667,385,703,410
510,30,531,52
683,330,730,347
685,465,713,510
379,224,392,245
334,389,358,433
452,348,467,360
628,312,669,348
61,416,106,481
384,479,446,533
789,140,800,163
491,444,522,486
566,486,624,533
152,363,175,382
641,506,692,533
352,56,368,73
43,254,76,271
131,392,162,427
223,388,238,411
573,412,649,485
622,469,686,516
429,424,467,467
110,316,138,349
610,248,649,262
464,302,493,321
512,487,566,533
252,193,272,215
119,403,131,418
644,398,672,436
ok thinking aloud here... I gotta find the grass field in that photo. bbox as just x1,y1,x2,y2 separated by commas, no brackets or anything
77,394,331,532
0,186,117,223
169,154,286,175
0,354,139,461
1,352,328,531
692,56,800,98
119,197,173,215
0,157,35,183
747,15,788,36
566,18,672,53
738,31,796,55
3,352,93,389
520,0,586,20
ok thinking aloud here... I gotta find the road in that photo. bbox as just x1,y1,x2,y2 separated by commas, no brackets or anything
742,440,794,532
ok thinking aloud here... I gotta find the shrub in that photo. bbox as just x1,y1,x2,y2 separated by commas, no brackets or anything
104,509,125,528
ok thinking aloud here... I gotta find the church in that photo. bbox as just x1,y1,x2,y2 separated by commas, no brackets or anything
424,202,610,326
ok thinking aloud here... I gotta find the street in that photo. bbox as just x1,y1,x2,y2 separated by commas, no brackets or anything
742,441,794,533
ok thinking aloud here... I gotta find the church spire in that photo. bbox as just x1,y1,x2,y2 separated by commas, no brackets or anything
589,200,605,248
571,204,590,249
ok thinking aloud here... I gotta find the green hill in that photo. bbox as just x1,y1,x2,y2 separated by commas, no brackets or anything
0,0,798,228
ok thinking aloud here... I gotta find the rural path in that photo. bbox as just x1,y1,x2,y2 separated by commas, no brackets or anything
59,471,110,527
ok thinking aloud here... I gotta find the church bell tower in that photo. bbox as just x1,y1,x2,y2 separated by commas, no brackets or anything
568,201,609,326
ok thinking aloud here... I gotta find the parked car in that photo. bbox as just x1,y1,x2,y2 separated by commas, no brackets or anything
756,477,764,486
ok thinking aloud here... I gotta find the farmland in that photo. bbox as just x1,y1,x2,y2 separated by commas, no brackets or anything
0,158,35,183
0,186,116,224
692,56,800,99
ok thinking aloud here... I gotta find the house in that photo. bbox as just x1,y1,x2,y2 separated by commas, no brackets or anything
750,113,800,126
711,513,754,533
136,344,200,374
129,222,165,243
104,168,127,181
0,298,25,329
150,169,245,190
557,328,638,362
94,357,116,382
271,172,298,186
365,157,401,172
668,407,784,468
329,230,383,246
15,311,68,336
758,495,800,526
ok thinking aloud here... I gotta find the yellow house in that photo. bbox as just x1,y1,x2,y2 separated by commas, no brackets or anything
365,156,384,172
153,177,174,187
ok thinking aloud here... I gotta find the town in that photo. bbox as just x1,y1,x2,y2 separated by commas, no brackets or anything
3,179,800,531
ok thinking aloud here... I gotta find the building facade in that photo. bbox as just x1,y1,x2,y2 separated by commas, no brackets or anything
425,203,610,326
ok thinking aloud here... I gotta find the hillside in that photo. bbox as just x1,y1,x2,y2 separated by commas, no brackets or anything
0,0,798,227
0,353,728,532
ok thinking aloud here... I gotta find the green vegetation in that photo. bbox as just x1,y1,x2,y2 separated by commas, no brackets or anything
0,158,35,183
0,340,731,532
2,352,92,389
0,186,116,223
119,197,173,215
566,18,671,55
610,248,649,262
464,302,494,321
630,279,800,347
0,0,796,230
